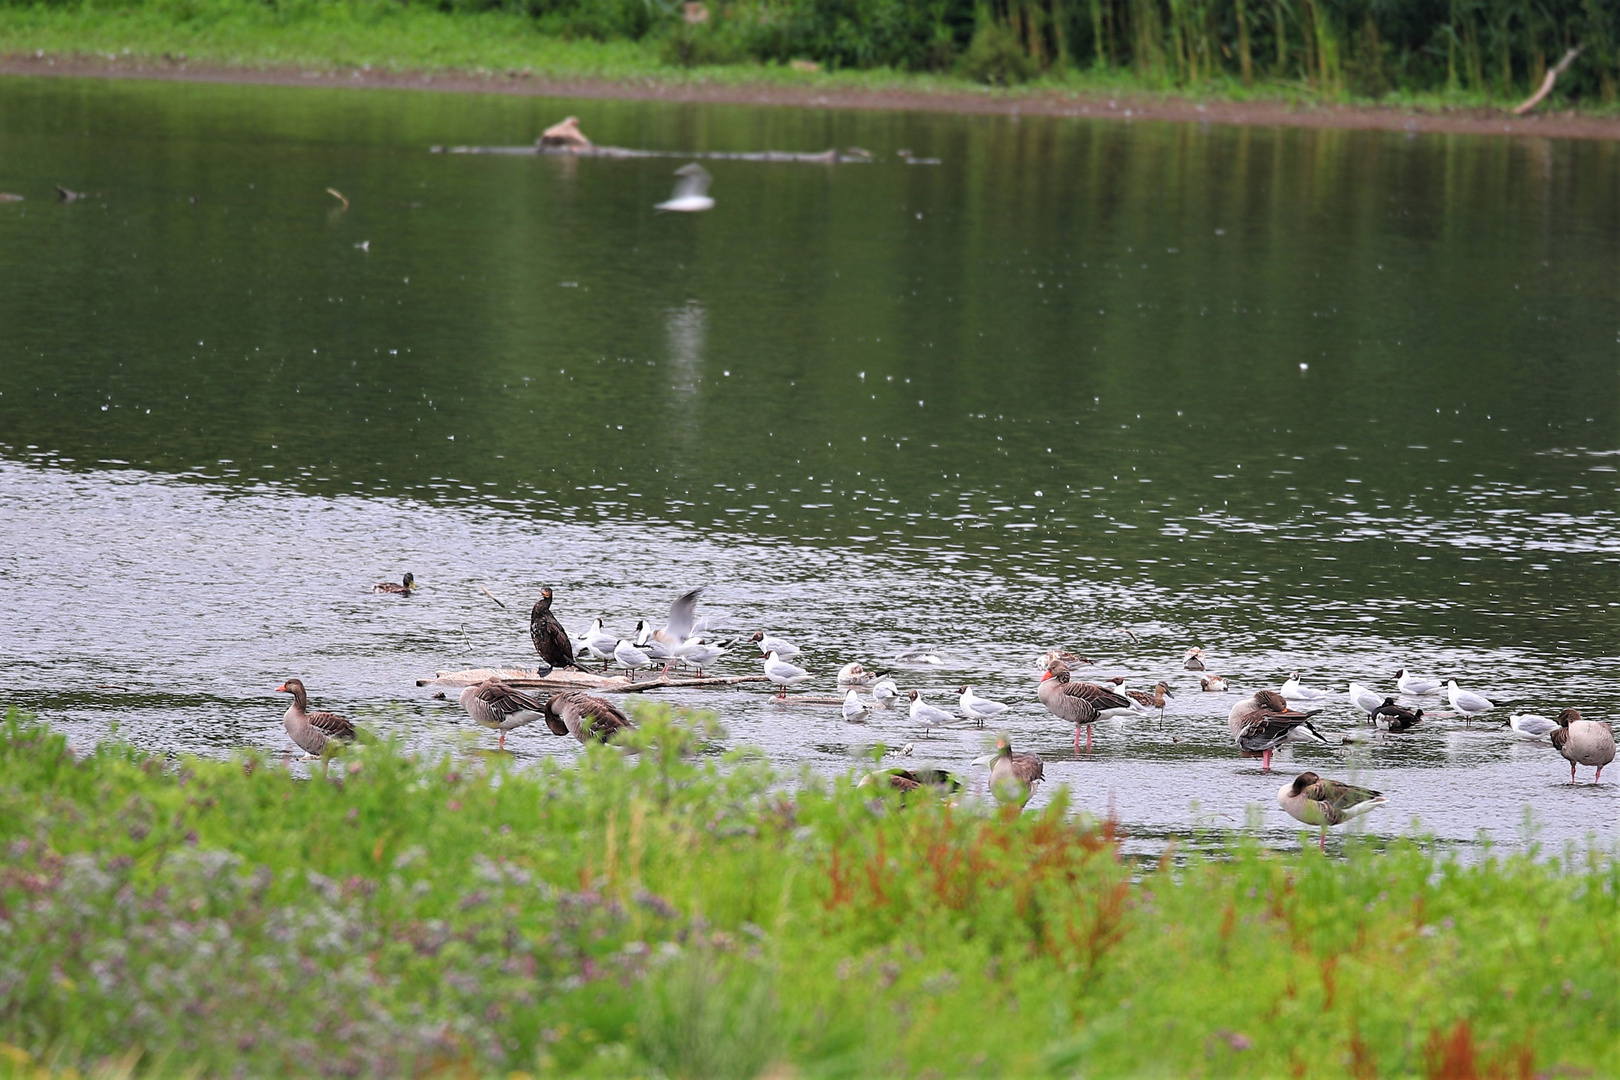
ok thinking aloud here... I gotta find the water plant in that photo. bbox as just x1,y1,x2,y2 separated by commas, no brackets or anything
0,704,1614,1077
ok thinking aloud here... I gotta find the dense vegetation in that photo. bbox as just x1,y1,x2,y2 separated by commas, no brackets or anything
0,704,1615,1078
5,0,1620,98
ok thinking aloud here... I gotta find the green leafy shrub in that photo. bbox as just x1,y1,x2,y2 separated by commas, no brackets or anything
960,17,1030,82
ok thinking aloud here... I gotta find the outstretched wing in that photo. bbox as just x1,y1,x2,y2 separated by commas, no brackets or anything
665,586,704,641
673,164,711,199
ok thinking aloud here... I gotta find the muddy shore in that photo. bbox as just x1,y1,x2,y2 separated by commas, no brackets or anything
6,49,1620,141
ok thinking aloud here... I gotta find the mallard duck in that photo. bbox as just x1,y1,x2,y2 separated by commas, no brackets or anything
529,588,576,670
1370,698,1423,733
1199,673,1231,693
275,679,356,757
372,572,415,595
985,734,1044,808
1039,660,1130,754
544,692,633,745
1447,680,1494,722
1549,708,1615,783
459,677,547,750
1229,690,1326,772
1277,771,1387,850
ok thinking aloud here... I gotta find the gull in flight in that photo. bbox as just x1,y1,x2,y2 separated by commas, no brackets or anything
655,163,714,212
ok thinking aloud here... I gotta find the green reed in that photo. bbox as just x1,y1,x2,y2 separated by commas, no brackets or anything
0,705,1614,1078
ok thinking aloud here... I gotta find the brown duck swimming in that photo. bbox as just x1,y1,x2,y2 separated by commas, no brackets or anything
1229,690,1326,772
372,572,415,595
275,678,356,757
1549,708,1615,784
544,691,633,745
530,587,577,670
459,677,548,750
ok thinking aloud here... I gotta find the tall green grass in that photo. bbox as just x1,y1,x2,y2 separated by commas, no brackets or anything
3,0,1618,101
0,705,1614,1077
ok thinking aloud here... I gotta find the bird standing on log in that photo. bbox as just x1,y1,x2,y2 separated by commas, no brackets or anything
530,587,577,670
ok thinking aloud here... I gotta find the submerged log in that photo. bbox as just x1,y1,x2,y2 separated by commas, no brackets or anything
418,666,772,692
432,143,874,163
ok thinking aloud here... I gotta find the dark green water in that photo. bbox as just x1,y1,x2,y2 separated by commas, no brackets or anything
2,75,1617,852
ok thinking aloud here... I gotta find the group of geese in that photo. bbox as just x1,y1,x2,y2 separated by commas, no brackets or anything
272,577,1615,851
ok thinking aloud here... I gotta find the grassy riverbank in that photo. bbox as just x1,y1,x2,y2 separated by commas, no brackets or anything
0,1,1584,113
0,707,1615,1078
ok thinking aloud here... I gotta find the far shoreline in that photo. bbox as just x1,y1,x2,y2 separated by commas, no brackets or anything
8,49,1620,142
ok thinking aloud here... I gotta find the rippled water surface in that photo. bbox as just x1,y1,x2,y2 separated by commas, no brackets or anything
3,75,1618,855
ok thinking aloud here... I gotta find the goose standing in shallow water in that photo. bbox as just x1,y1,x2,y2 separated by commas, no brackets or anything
372,572,415,595
530,588,577,670
275,679,357,758
1276,771,1387,851
459,678,547,750
984,734,1044,808
1549,708,1615,783
544,692,633,745
1229,690,1326,772
1036,660,1106,754
1447,680,1495,722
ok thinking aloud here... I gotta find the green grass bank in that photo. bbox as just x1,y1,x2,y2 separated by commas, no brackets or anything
0,706,1615,1078
3,0,1619,115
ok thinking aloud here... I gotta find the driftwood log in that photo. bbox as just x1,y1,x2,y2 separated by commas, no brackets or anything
1514,46,1583,116
432,143,875,163
418,666,772,692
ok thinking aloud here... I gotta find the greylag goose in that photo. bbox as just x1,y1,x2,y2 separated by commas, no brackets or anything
1277,771,1387,851
1229,690,1326,772
1199,674,1230,692
530,588,577,670
1396,668,1442,696
372,572,415,595
907,689,955,734
985,734,1044,808
1183,647,1206,671
1370,698,1423,733
750,631,800,660
842,689,871,723
1347,682,1383,722
275,679,356,757
1124,681,1173,719
1549,708,1615,783
544,692,633,745
763,651,810,698
958,685,1009,727
1447,680,1494,722
859,766,964,799
1036,660,1106,754
459,678,547,750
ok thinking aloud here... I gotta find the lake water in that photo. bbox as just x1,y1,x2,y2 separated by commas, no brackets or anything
2,74,1617,857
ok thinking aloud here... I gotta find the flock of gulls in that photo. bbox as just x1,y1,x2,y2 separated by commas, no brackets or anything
273,576,1617,851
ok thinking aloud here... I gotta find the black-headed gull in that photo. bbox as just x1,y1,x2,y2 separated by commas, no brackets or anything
870,677,899,709
654,163,714,212
1447,680,1494,721
842,689,871,724
1504,713,1559,741
750,631,800,660
1280,672,1332,702
958,685,1009,727
1549,709,1615,783
1347,682,1383,722
907,690,955,734
838,662,878,686
763,651,810,698
614,639,654,679
1396,668,1443,696
675,636,729,674
583,618,618,668
1276,771,1387,851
